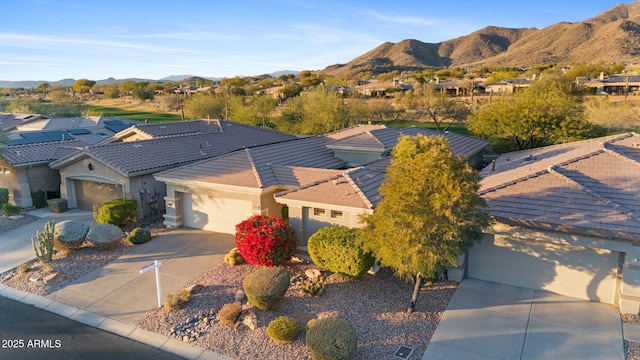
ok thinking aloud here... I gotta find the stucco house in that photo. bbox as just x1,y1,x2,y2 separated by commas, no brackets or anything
49,120,296,219
0,140,86,207
154,124,488,254
466,133,640,313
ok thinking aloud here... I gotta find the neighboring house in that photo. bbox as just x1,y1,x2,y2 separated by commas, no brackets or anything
484,78,532,93
275,131,488,250
99,119,226,143
467,133,640,313
49,120,296,219
154,123,488,253
355,80,412,97
7,117,136,145
0,113,49,132
0,140,86,207
576,74,640,95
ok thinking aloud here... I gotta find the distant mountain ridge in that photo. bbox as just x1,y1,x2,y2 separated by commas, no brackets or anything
0,70,299,89
321,2,640,76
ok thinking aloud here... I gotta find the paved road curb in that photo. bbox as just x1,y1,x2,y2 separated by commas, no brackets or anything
0,283,233,360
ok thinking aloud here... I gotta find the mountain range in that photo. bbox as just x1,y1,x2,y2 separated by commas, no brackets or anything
320,2,640,76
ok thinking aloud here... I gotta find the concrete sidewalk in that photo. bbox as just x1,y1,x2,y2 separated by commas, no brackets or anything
48,229,235,323
423,279,625,360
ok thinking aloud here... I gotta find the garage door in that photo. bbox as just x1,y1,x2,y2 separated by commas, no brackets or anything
74,180,123,210
469,235,620,304
182,192,252,234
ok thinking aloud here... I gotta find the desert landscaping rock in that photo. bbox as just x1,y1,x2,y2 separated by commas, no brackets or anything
54,220,90,249
87,224,123,249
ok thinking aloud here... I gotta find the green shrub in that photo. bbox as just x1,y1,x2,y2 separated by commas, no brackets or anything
267,316,299,344
219,302,243,325
306,318,358,360
31,190,47,209
243,267,290,311
94,198,137,228
308,227,375,279
47,198,67,213
162,288,191,311
126,227,152,245
2,203,22,216
0,188,8,205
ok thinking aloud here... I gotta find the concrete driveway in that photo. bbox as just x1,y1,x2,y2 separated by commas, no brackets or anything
423,279,624,360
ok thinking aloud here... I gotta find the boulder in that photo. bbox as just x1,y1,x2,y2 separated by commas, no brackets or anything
86,224,123,250
54,220,90,249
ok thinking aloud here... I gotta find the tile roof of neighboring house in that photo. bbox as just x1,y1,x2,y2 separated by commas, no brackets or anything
275,130,487,209
3,140,87,166
324,124,387,140
327,126,488,158
275,164,386,210
7,117,137,145
155,136,346,188
479,133,640,240
50,121,296,176
121,119,224,139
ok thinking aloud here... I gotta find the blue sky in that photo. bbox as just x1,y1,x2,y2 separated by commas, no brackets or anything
0,0,632,81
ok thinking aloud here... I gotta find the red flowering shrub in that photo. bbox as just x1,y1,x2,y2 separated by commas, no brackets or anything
235,215,297,266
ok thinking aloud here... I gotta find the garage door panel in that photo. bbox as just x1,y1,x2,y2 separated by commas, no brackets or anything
75,180,122,211
469,236,619,304
183,192,252,234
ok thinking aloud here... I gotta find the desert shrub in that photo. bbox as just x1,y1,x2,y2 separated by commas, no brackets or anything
47,198,67,213
162,288,191,311
2,203,22,216
126,227,152,245
0,188,8,205
218,302,243,325
308,226,374,279
267,316,299,344
302,275,326,297
224,247,244,266
31,190,47,209
17,264,30,274
94,198,137,228
235,215,296,267
243,267,290,310
306,318,358,360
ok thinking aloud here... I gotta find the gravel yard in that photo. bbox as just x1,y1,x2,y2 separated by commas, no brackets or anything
0,213,38,233
135,261,457,360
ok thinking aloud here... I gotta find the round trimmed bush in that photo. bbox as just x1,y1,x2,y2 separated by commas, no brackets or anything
126,227,152,245
306,318,358,360
243,267,290,310
235,215,296,267
267,316,299,344
308,226,374,279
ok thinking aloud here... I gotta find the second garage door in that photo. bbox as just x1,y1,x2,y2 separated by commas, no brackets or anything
74,180,123,211
469,235,621,304
182,192,252,234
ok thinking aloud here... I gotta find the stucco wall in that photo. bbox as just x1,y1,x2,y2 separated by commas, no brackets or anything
0,160,20,205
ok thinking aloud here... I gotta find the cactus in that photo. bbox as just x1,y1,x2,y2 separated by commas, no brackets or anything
224,247,244,266
302,275,326,297
32,221,55,263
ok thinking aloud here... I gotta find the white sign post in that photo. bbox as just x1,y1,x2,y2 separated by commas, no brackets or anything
140,260,163,308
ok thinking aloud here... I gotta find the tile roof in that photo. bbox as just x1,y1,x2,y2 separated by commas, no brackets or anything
3,140,87,166
155,136,346,188
50,121,296,176
479,133,640,239
125,119,224,138
326,126,488,158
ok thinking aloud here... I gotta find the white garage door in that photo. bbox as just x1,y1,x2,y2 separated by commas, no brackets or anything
182,192,252,234
74,180,123,211
469,235,620,304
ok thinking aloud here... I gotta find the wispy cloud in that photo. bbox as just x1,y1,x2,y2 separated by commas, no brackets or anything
0,33,204,55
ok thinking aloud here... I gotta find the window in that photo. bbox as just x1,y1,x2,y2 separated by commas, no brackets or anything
313,208,325,216
331,210,343,219
0,167,10,175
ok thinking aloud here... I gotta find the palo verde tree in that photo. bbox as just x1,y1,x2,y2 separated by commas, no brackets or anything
396,85,471,131
358,135,489,311
468,75,592,151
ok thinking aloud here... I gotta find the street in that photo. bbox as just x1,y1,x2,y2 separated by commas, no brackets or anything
0,295,186,360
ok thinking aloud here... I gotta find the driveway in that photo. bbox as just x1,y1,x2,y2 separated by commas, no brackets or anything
423,279,624,360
